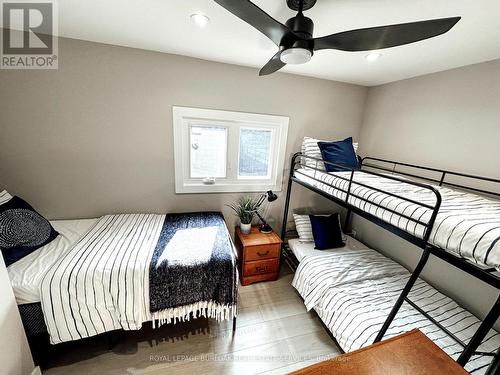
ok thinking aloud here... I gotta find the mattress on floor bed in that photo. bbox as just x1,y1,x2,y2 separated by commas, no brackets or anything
7,218,99,304
292,248,500,374
294,168,500,271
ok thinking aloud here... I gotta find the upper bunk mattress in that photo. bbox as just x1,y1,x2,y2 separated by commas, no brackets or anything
294,168,500,271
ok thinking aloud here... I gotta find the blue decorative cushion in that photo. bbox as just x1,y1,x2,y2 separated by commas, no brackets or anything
309,213,345,250
0,196,59,266
317,137,359,172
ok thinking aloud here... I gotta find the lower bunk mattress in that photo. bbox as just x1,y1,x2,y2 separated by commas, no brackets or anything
289,238,500,374
8,212,238,344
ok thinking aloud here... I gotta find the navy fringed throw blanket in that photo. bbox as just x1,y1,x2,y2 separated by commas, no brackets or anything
149,212,238,324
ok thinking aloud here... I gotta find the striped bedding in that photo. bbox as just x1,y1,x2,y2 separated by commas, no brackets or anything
292,250,500,374
294,168,500,271
40,213,237,344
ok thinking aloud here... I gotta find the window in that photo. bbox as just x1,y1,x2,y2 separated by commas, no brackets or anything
190,125,227,178
173,106,289,193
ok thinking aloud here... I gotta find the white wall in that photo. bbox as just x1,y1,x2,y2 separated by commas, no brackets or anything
355,59,500,327
0,257,34,375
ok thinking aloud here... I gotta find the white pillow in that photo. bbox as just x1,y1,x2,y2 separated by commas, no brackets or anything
301,137,358,171
0,190,12,205
293,214,314,242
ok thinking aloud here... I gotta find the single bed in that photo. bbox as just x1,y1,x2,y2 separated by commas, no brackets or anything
7,212,238,345
294,168,500,271
289,238,500,374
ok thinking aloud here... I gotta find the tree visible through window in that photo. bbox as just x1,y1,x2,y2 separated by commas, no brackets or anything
238,128,272,178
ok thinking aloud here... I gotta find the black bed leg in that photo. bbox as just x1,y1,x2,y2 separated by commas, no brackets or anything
232,317,237,332
374,247,431,343
457,295,500,367
106,331,115,350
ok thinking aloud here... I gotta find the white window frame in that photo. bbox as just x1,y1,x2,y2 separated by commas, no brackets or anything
173,106,289,194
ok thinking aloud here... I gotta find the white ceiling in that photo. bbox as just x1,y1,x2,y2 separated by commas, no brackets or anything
54,0,500,86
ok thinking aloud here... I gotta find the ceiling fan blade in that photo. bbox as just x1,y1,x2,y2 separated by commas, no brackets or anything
259,50,286,76
214,0,296,46
314,17,461,51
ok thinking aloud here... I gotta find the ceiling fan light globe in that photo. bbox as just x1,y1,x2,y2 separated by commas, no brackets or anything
280,48,312,65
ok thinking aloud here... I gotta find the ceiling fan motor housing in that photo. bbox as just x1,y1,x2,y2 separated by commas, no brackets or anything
286,0,317,11
284,13,314,52
286,13,314,38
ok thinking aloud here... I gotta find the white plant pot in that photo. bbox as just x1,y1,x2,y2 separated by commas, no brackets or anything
240,223,252,234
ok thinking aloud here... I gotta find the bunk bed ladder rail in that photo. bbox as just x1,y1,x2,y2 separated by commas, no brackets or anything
374,186,442,342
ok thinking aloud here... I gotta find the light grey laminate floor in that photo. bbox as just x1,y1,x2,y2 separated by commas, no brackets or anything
43,269,341,375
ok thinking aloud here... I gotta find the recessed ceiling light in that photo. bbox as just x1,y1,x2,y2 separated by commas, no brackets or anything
191,13,210,28
365,52,382,62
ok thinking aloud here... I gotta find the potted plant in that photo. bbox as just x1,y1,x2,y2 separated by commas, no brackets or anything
227,196,259,234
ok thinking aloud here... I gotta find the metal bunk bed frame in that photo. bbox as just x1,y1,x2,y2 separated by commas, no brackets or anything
280,152,500,372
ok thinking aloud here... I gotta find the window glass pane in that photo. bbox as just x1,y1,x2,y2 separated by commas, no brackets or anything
238,128,272,178
190,125,227,178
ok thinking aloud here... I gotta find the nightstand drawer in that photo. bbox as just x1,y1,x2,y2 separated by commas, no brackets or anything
245,244,280,262
243,259,279,276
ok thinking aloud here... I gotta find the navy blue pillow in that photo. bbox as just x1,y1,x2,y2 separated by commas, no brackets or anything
0,196,59,266
309,213,345,250
317,137,359,172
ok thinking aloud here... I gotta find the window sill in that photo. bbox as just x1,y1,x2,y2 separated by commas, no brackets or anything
175,182,282,194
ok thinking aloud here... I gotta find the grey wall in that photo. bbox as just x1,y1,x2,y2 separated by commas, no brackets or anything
0,37,367,231
359,59,500,176
355,59,500,326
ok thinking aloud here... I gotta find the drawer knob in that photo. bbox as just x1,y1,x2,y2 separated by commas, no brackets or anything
256,266,268,273
257,250,270,256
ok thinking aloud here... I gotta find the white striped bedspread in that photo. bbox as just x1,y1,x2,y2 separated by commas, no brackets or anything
294,168,500,271
40,213,236,345
40,214,164,344
292,251,500,374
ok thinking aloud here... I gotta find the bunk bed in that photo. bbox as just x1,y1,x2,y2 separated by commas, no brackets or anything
280,152,500,374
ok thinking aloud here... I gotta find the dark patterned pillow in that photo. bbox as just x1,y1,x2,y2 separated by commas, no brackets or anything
0,196,59,266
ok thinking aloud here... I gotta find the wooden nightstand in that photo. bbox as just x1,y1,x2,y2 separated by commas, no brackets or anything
235,226,282,286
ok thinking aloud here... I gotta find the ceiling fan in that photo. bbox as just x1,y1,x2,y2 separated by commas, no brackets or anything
214,0,461,76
